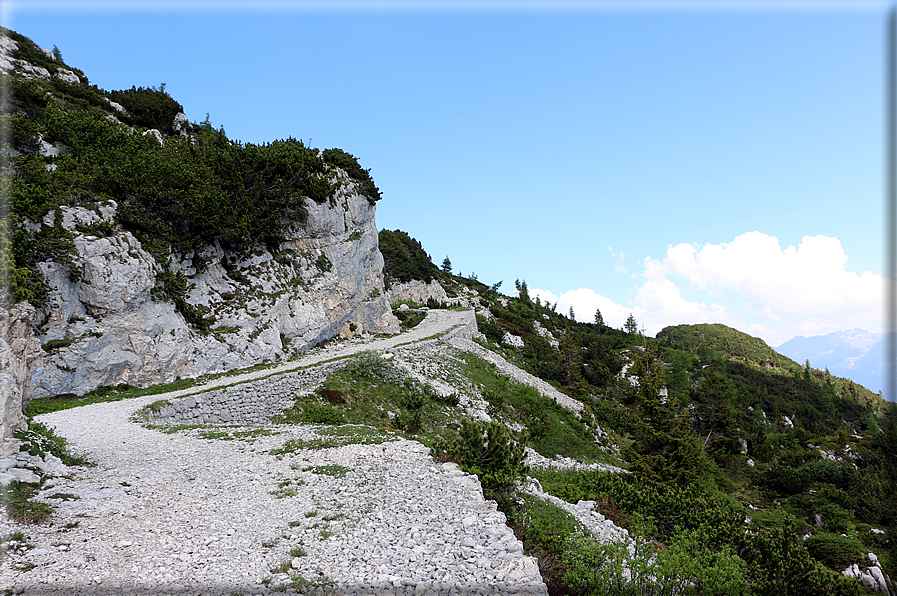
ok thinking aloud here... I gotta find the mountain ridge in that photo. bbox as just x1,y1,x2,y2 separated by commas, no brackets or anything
776,328,886,396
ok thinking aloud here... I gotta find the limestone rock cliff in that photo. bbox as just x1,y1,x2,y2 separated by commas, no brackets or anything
0,304,42,458
30,176,399,398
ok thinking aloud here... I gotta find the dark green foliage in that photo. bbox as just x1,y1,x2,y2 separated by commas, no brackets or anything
562,526,751,596
2,28,86,79
476,313,507,344
435,417,526,507
315,253,332,273
805,534,868,570
2,34,387,308
624,313,638,335
727,361,872,436
322,148,381,203
737,514,863,596
521,333,567,383
502,494,587,593
107,85,183,132
622,343,707,487
342,351,407,385
153,270,215,333
378,229,440,283
393,308,425,331
437,419,526,481
532,468,744,542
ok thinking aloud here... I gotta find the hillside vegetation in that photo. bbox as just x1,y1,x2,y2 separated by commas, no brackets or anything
1,28,380,310
388,242,897,596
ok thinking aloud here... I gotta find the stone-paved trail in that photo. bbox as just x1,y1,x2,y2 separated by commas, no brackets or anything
0,309,548,595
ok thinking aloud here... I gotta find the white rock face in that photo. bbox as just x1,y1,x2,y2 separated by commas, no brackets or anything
104,97,127,114
502,332,524,349
30,188,399,398
172,111,190,136
0,304,42,459
142,128,164,145
388,279,450,306
54,67,80,85
842,559,893,595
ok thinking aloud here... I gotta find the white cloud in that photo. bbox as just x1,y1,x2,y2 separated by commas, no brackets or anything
531,231,883,347
530,288,636,329
654,232,882,334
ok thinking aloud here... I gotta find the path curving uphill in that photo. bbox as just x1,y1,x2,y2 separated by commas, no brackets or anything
1,309,551,596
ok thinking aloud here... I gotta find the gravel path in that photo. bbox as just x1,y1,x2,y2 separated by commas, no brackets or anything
1,309,548,596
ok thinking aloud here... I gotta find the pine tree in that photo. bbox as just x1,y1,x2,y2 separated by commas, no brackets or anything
625,313,638,335
594,307,604,327
622,343,707,487
515,279,531,305
441,257,452,273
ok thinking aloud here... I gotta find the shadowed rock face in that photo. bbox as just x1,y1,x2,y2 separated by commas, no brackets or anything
29,180,399,399
0,303,42,458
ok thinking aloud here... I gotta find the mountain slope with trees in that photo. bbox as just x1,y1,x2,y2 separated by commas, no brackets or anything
388,240,896,595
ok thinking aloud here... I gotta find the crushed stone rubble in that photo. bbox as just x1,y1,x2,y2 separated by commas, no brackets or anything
1,393,547,595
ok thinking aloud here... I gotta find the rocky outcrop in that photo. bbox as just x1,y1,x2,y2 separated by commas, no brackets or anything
31,177,399,398
387,278,482,309
842,552,893,595
388,279,451,306
0,303,42,458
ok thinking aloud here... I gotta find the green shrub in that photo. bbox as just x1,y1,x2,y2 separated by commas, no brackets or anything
563,526,750,596
378,229,439,283
107,85,183,132
314,253,332,272
321,148,381,203
14,420,86,465
805,533,867,570
302,404,345,425
343,351,407,385
434,419,526,501
394,309,425,331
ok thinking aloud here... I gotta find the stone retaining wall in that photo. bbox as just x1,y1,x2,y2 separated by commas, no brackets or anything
146,308,478,427
146,361,345,425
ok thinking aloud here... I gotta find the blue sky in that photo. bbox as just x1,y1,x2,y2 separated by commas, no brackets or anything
5,0,890,347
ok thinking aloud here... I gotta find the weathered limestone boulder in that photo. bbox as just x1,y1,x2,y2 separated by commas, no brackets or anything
0,303,42,459
31,178,399,398
842,552,893,595
502,332,525,349
387,279,450,306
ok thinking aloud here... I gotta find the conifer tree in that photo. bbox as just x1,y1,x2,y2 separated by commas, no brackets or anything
622,343,706,487
625,313,638,335
594,307,604,327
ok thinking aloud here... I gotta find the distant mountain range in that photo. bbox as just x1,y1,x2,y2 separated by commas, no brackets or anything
775,328,888,397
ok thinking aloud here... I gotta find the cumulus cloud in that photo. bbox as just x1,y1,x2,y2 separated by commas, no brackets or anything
652,232,881,331
530,288,637,329
531,231,883,347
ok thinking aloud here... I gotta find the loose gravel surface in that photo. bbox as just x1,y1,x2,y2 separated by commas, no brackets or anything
1,310,549,595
